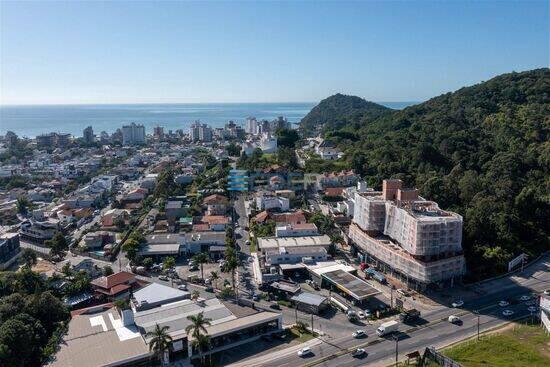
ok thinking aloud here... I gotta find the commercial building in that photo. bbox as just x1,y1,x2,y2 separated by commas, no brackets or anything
0,233,20,270
349,179,465,288
122,123,146,145
19,219,59,243
290,292,328,314
50,282,282,367
275,223,319,238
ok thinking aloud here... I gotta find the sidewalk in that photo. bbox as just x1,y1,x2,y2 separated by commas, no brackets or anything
226,337,323,367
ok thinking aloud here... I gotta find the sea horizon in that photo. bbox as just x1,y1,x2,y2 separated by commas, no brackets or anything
0,101,418,137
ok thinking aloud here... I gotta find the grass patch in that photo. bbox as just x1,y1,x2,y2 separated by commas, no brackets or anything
277,300,292,307
443,323,550,367
288,327,317,343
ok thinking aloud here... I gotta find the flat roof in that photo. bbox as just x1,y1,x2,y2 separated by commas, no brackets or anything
48,308,149,367
139,243,180,255
133,283,189,309
258,235,331,250
321,269,380,301
291,292,327,307
196,312,280,340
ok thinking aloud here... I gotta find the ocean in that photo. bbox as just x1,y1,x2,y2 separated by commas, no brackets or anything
0,102,417,138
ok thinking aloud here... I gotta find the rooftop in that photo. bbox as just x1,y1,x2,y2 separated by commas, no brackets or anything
258,235,331,250
291,292,327,307
322,269,380,301
90,271,135,290
48,307,148,367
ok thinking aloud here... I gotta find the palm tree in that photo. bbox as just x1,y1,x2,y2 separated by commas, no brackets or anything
210,271,219,290
191,333,211,365
185,312,212,339
145,324,173,366
191,290,200,302
193,252,209,281
186,311,212,363
223,247,239,298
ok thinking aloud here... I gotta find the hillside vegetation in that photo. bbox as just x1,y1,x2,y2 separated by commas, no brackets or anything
304,69,550,280
299,93,392,135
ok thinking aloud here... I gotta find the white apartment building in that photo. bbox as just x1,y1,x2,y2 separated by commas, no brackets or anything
189,121,213,142
122,123,146,145
349,179,465,288
256,192,289,211
246,117,259,135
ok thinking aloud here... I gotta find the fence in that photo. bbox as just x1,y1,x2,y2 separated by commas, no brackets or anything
421,347,462,367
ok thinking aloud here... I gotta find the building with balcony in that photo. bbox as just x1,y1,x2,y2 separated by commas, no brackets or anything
348,179,465,289
0,233,20,270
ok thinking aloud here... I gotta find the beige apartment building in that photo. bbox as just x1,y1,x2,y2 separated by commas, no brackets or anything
349,179,465,288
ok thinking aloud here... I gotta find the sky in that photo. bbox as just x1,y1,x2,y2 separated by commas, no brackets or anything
0,1,548,105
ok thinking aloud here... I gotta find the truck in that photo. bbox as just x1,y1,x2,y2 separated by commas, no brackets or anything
365,268,386,284
399,309,420,323
376,320,399,336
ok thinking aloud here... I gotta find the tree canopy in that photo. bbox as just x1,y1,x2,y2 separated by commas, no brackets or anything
308,69,550,280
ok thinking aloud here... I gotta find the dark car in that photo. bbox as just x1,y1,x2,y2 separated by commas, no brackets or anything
269,303,281,310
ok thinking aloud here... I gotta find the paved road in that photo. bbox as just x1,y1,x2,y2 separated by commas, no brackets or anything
229,254,550,367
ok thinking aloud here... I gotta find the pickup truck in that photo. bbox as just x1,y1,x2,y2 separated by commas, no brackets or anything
399,309,420,323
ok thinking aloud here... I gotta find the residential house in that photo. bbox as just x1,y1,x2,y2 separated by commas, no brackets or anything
90,271,138,301
203,194,229,215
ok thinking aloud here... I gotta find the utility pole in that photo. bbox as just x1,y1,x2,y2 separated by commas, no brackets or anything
295,305,298,324
390,287,394,309
311,314,314,334
475,311,480,341
394,334,399,367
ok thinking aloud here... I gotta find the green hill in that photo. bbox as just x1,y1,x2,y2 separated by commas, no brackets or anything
317,69,550,280
299,93,392,135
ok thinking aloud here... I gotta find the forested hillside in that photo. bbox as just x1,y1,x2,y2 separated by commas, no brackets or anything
299,93,393,135
310,69,550,280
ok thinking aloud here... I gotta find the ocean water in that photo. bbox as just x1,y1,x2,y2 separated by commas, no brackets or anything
0,101,417,137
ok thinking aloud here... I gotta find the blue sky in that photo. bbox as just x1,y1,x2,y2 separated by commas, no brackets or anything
0,1,548,105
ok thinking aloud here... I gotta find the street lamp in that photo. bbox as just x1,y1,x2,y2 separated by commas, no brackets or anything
473,310,480,341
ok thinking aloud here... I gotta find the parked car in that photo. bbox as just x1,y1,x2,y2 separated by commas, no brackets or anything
527,306,538,313
158,275,169,281
396,289,410,297
544,290,550,296
357,311,366,319
177,284,187,291
452,300,464,308
269,303,281,310
499,300,510,307
205,286,214,293
252,293,260,301
297,347,312,357
502,310,514,317
519,295,531,302
351,349,366,358
189,264,199,271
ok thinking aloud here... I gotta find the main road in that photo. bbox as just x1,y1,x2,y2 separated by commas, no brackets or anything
230,254,550,367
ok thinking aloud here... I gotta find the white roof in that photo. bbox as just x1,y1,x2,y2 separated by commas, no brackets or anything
305,261,356,277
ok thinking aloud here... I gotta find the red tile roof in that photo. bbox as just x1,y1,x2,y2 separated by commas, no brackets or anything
91,271,135,290
203,194,228,205
254,211,270,223
325,187,344,197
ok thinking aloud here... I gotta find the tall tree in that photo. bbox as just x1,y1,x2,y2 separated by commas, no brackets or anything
145,324,173,365
21,249,37,268
192,252,209,281
45,232,68,260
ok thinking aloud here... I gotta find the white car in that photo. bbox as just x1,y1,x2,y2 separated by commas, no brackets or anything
351,348,366,358
158,275,169,281
527,306,538,313
498,300,510,307
352,330,367,338
397,289,410,297
544,290,550,296
448,315,461,324
451,300,464,308
502,309,514,317
177,284,187,291
519,295,531,302
297,347,312,357
357,311,366,319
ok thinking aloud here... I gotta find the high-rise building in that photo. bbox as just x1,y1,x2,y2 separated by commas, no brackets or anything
122,123,146,145
349,179,464,288
4,131,18,147
153,126,164,140
189,121,213,142
36,132,71,148
83,126,94,144
246,117,258,135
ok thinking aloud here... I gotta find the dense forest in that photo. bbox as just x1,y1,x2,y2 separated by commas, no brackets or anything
301,69,549,280
299,93,392,135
